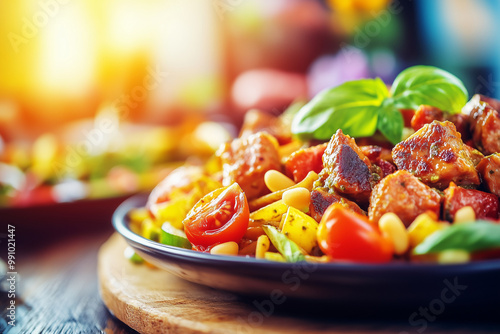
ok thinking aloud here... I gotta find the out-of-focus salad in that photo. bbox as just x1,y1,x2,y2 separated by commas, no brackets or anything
0,116,232,207
127,66,500,265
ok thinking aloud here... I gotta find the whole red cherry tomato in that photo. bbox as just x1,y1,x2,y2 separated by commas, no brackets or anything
183,183,249,249
317,203,393,263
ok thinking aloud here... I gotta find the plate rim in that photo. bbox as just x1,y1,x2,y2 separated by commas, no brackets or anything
113,194,500,274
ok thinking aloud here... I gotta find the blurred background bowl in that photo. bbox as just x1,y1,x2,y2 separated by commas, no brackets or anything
1,0,499,234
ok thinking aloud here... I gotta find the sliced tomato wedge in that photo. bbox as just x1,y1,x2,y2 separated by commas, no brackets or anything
147,166,203,208
317,203,393,263
183,183,249,249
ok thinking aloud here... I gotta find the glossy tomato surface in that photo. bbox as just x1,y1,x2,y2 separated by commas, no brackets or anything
317,203,393,263
183,183,249,249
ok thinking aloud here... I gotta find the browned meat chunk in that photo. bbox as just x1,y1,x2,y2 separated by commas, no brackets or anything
360,145,396,178
466,98,500,155
481,95,500,110
317,130,377,204
375,158,397,178
309,188,364,222
443,182,499,221
326,129,372,165
448,113,471,142
239,109,291,145
392,121,480,189
465,145,484,166
217,132,281,199
411,105,470,140
368,170,442,227
464,94,500,114
411,105,443,131
359,145,392,163
477,153,500,197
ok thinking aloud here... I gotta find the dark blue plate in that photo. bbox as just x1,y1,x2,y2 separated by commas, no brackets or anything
113,194,500,313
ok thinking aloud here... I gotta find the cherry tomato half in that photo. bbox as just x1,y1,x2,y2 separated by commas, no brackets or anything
317,203,393,263
183,183,249,249
147,166,203,208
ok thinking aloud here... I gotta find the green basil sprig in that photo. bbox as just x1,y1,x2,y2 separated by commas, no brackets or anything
262,225,305,262
292,65,468,144
413,221,500,255
391,66,469,112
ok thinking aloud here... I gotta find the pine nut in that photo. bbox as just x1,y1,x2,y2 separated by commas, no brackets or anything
210,241,239,256
255,235,270,259
264,252,285,262
453,206,476,224
379,212,409,255
438,249,470,264
282,187,310,212
264,170,296,192
407,212,446,248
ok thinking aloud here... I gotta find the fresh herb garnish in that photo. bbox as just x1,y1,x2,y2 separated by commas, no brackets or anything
413,221,500,255
262,225,305,262
291,65,468,144
390,66,469,112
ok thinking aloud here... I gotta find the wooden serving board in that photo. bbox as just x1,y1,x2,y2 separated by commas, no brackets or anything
98,234,489,334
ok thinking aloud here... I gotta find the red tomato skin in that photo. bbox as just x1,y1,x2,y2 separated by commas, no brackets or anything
285,143,327,183
11,185,56,207
317,204,393,263
184,184,249,249
443,182,499,221
147,166,203,208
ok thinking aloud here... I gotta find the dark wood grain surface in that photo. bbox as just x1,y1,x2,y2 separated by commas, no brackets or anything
0,220,137,334
1,210,499,334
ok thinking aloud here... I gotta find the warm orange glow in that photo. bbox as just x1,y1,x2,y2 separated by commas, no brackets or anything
0,0,224,133
149,1,223,110
37,2,96,96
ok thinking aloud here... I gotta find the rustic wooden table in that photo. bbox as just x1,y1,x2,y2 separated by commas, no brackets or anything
1,206,499,334
0,224,138,334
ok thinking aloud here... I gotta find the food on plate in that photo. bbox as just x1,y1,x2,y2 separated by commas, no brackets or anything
128,66,500,264
0,118,230,207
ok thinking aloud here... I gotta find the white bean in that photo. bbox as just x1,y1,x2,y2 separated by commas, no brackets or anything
264,170,295,192
379,212,409,255
210,241,239,256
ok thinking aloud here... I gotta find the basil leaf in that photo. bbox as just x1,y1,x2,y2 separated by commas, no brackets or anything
291,78,388,140
376,100,404,145
391,65,468,113
290,66,468,144
282,100,306,119
413,221,500,255
262,225,305,262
